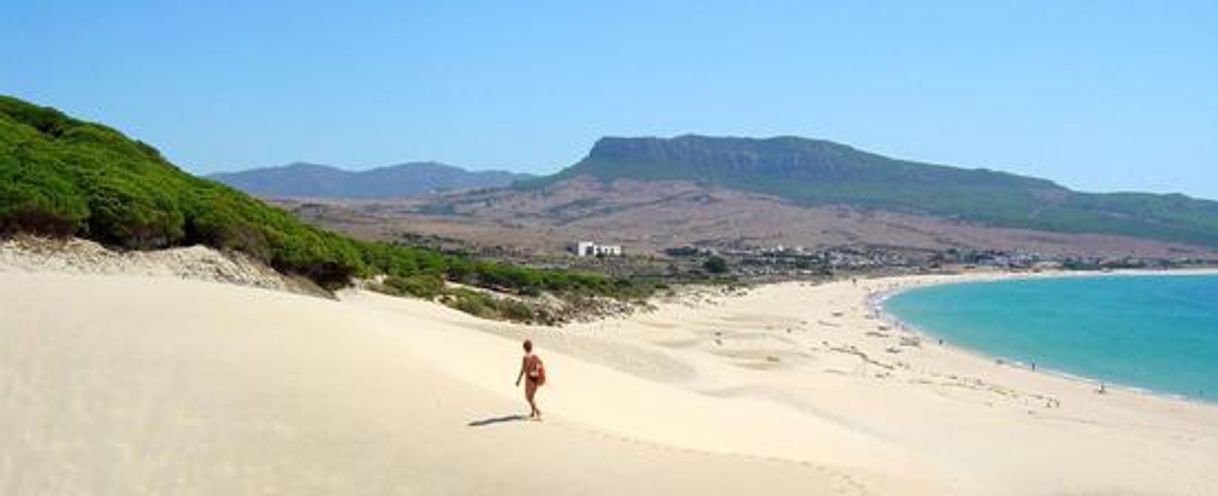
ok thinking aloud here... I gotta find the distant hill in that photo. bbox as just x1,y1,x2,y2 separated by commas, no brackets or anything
526,135,1218,248
209,162,534,198
292,175,1216,259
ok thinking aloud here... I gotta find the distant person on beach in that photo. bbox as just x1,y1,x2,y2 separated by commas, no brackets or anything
515,339,546,420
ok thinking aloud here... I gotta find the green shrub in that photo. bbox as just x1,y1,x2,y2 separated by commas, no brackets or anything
498,299,536,322
703,255,730,274
449,288,499,319
385,274,446,298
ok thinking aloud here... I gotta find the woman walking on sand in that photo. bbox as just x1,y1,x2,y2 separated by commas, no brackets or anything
515,339,546,420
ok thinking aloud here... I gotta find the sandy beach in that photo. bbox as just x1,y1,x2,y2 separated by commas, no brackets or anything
3,257,1217,495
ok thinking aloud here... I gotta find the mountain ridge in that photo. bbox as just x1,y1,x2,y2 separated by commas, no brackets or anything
199,132,1218,250
210,161,533,198
561,135,1064,191
522,134,1218,248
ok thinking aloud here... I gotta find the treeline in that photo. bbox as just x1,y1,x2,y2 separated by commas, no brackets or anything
0,95,644,302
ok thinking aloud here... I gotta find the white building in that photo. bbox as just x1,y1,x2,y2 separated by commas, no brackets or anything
574,241,622,257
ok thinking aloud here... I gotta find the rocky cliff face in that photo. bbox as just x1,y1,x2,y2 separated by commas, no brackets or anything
572,135,1062,188
527,135,1218,248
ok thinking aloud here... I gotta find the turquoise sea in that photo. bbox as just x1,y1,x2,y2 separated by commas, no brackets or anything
883,274,1218,401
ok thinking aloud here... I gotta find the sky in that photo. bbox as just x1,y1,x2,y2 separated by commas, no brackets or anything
2,1,1216,199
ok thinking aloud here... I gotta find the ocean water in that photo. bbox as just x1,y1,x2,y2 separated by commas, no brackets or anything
883,274,1218,400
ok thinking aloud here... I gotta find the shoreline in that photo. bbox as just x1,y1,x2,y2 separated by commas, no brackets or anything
605,272,1218,494
866,269,1218,407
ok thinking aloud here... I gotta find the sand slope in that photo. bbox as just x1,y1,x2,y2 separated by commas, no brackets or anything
0,273,931,495
4,268,1217,495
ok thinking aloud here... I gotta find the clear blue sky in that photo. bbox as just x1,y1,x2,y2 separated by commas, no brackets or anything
3,1,1216,199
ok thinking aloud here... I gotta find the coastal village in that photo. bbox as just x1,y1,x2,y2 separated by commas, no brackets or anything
678,244,1213,279
560,238,1216,282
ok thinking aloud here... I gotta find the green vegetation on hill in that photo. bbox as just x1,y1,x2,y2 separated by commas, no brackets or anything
0,95,638,310
529,135,1218,248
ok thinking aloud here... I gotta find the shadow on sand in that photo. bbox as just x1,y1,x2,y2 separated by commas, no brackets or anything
467,414,528,427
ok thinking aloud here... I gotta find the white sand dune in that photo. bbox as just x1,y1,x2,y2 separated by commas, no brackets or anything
3,267,1217,495
0,273,928,495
